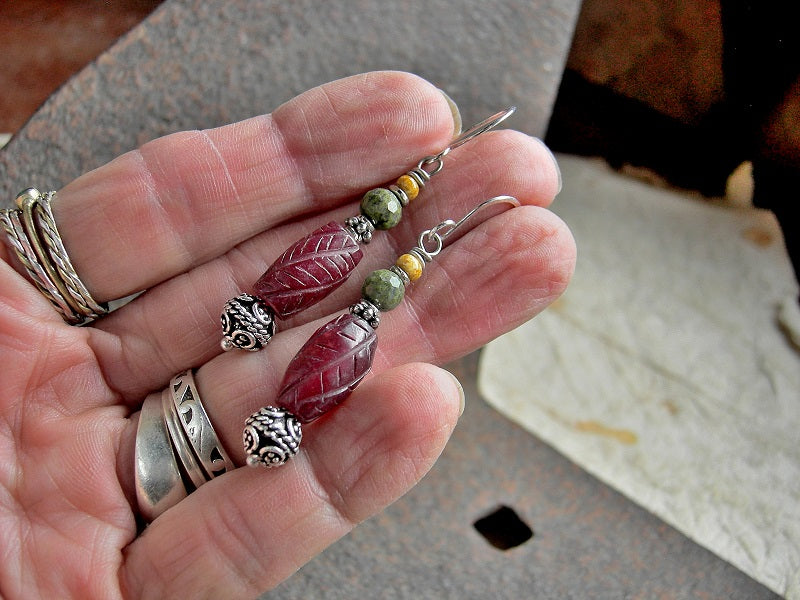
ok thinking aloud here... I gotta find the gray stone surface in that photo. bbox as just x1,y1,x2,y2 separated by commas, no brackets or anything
0,0,780,597
0,0,580,202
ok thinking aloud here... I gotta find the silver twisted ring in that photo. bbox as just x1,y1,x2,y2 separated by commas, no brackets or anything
0,206,75,319
1,188,108,324
33,191,108,319
134,370,235,521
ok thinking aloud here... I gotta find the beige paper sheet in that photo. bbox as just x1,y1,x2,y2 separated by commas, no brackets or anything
479,155,800,598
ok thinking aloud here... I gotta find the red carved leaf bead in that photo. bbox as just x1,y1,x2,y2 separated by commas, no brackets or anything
253,221,363,318
277,313,378,424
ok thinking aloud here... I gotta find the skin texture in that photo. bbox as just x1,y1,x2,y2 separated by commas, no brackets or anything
0,71,575,599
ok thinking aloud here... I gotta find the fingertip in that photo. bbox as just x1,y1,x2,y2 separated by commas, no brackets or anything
293,361,463,521
533,138,562,197
425,363,465,421
375,362,463,438
414,204,576,343
376,71,461,150
506,205,577,305
275,71,458,160
434,130,562,212
502,132,563,207
363,71,460,138
437,88,463,136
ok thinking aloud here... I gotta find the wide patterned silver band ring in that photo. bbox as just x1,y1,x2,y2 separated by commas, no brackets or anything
0,188,108,325
135,370,235,522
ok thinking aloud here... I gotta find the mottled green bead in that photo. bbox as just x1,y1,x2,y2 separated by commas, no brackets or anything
360,188,402,230
362,269,405,311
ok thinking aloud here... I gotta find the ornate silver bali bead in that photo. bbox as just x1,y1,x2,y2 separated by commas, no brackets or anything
243,406,303,468
220,293,275,351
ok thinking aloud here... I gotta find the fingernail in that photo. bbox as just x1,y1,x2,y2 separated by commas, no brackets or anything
450,371,466,417
438,89,462,136
536,138,562,196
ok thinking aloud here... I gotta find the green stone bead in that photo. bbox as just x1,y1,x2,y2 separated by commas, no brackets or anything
360,188,402,230
362,269,405,311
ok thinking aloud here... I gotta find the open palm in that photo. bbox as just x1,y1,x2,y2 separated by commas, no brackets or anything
0,72,574,599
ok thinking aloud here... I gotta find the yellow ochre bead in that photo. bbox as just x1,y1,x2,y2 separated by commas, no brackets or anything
396,174,420,201
396,253,423,282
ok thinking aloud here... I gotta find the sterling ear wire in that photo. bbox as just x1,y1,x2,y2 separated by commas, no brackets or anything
219,107,516,352
242,195,521,468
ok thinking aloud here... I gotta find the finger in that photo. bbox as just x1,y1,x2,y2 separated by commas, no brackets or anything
90,131,563,399
112,202,572,510
48,71,456,302
120,362,462,598
0,259,67,414
0,258,126,419
194,205,574,456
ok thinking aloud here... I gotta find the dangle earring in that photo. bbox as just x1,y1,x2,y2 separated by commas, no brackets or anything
219,107,516,351
242,195,520,468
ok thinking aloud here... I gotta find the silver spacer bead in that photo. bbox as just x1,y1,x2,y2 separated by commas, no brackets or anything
407,168,431,189
408,248,430,266
389,184,410,207
349,299,381,329
389,265,410,287
243,406,302,468
220,293,275,351
344,215,375,244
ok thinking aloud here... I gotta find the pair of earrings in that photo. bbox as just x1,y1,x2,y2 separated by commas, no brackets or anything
218,107,518,468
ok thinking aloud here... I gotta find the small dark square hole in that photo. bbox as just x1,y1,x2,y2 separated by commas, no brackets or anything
473,505,533,550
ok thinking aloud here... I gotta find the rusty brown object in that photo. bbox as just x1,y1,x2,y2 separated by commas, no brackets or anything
0,0,162,134
566,0,724,126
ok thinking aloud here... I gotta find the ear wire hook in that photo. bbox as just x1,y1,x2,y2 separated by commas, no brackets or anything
445,107,517,155
416,106,517,177
414,195,520,260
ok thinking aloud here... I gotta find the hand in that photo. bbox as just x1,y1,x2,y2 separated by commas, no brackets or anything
0,71,574,598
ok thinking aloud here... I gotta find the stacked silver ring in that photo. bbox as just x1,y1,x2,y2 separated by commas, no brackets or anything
135,370,235,522
1,188,108,324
